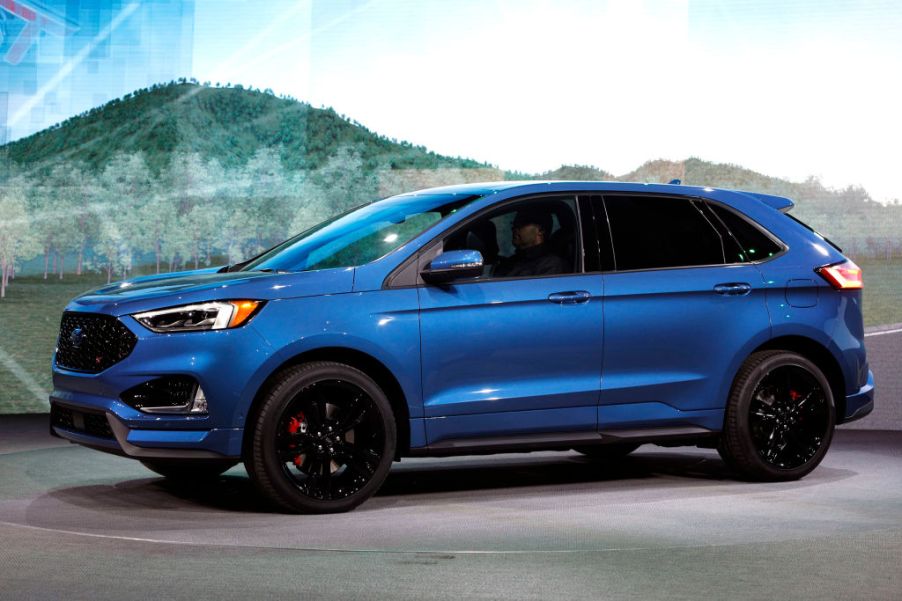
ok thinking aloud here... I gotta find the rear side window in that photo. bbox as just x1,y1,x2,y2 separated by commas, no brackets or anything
601,195,726,270
706,203,784,262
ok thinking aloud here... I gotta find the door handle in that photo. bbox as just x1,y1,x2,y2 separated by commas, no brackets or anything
714,282,752,296
548,290,591,304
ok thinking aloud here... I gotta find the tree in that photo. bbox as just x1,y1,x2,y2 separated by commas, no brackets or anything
28,171,60,280
288,179,336,236
138,188,175,274
308,146,379,216
96,219,128,284
44,162,97,279
161,152,224,270
98,153,153,277
239,147,295,253
0,182,35,298
183,200,219,269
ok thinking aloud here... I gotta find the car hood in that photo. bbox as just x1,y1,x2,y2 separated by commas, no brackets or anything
67,267,356,317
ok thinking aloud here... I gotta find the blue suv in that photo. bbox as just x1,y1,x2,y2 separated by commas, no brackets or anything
50,182,875,512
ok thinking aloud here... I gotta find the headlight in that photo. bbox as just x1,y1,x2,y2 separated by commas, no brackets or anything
133,300,264,333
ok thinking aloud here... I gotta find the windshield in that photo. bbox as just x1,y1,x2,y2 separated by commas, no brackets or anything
241,193,481,273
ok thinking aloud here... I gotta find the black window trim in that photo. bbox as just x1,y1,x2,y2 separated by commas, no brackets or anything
585,194,614,271
690,199,728,265
384,190,790,287
695,200,747,264
577,195,603,273
384,192,589,289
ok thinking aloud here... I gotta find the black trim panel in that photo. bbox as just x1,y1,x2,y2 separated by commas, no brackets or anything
406,426,717,457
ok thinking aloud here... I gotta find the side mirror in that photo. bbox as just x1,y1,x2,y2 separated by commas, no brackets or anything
421,249,484,284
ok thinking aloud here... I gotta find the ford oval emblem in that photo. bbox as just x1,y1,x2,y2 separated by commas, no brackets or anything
69,327,86,349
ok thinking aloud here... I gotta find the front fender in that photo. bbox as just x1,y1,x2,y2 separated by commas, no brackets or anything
233,289,422,425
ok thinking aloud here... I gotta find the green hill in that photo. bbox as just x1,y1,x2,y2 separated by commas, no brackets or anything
1,82,900,416
2,81,486,174
1,81,899,263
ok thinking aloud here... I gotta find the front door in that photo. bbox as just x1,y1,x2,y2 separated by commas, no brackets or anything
417,196,603,446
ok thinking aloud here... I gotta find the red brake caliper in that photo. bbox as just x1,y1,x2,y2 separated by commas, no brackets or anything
788,389,803,424
287,412,306,466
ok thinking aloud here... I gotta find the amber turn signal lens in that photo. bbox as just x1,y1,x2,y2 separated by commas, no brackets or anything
228,300,263,327
817,260,863,290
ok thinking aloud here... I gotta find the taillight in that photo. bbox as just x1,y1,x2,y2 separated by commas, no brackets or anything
816,260,863,290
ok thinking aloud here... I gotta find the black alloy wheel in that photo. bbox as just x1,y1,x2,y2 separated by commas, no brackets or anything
719,350,836,481
246,361,396,513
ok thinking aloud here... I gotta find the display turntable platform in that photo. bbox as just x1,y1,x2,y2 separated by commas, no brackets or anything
1,416,900,600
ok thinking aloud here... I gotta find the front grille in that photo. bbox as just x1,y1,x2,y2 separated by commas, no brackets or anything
50,404,115,440
56,312,137,373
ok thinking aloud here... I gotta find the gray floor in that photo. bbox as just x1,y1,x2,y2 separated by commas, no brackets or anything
1,416,901,600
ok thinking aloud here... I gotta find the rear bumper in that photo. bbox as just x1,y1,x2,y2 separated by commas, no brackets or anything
841,370,875,424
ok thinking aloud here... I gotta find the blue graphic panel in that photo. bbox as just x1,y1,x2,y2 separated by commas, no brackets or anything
0,0,194,143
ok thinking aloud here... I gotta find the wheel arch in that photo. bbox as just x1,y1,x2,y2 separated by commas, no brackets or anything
750,335,847,421
241,346,411,460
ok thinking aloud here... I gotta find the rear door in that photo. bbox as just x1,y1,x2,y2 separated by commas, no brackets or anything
591,194,772,432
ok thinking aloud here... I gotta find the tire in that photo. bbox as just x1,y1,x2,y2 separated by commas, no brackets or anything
141,459,237,481
719,350,836,481
574,443,640,459
245,361,397,514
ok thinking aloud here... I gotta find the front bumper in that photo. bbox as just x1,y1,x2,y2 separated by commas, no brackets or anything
841,370,875,424
50,401,243,458
49,313,275,459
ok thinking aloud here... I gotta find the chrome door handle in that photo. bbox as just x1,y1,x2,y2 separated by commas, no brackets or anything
547,290,591,304
714,282,752,296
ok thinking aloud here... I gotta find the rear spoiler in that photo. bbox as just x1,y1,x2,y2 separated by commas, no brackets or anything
741,192,795,212
741,191,842,249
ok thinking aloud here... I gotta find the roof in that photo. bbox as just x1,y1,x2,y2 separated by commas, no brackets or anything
395,180,795,212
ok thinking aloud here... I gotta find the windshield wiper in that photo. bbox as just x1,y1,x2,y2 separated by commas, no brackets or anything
256,268,289,274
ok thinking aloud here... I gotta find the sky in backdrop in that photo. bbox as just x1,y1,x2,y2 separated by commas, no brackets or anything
190,0,902,203
4,0,901,202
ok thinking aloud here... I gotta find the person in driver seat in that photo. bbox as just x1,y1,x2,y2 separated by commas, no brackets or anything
493,208,567,278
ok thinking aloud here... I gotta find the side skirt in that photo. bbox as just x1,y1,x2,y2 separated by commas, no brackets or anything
406,426,717,457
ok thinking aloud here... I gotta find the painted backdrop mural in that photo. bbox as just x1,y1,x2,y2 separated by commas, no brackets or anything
1,0,900,413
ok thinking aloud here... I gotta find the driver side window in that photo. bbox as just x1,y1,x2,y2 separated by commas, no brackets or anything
443,196,580,279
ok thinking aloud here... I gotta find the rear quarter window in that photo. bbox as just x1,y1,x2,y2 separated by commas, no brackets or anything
706,203,784,262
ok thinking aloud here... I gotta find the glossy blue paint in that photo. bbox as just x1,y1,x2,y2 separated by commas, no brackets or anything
425,406,599,445
425,248,484,271
418,273,603,443
845,371,875,420
751,222,868,396
49,181,874,462
597,404,724,432
599,263,772,426
241,288,422,420
52,313,275,432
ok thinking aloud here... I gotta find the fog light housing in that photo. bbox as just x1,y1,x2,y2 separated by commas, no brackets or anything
190,386,208,414
121,376,209,415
